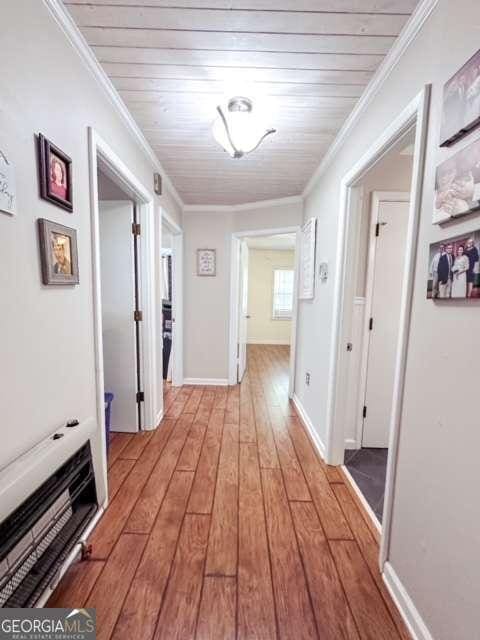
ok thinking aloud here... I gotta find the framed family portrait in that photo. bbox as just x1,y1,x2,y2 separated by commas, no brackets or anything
440,48,480,147
197,248,216,276
38,134,73,212
38,219,79,285
433,136,480,223
427,229,480,300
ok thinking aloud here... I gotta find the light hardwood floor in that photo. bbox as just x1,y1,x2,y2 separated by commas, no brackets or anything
47,344,410,640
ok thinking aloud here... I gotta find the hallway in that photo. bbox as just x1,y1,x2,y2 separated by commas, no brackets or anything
47,345,409,639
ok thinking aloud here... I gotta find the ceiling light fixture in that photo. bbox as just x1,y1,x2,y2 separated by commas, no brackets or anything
212,96,276,159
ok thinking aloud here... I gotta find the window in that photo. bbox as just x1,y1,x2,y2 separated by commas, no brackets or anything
272,269,294,319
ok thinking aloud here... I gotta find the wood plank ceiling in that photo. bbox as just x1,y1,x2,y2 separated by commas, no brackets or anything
65,1,420,205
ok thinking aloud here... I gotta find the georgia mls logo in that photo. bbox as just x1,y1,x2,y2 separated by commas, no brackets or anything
0,608,96,640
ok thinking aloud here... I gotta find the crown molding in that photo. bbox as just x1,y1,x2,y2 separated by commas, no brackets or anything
183,195,303,214
303,0,439,198
42,0,184,210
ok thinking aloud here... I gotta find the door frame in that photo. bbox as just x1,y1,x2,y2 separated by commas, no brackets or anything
228,225,301,396
161,208,184,389
88,128,159,470
324,86,430,569
356,191,411,449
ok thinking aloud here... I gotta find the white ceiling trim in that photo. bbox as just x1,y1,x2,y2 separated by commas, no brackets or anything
42,0,184,209
303,0,438,198
183,194,303,214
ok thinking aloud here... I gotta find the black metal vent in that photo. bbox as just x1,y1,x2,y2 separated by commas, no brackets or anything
0,442,98,607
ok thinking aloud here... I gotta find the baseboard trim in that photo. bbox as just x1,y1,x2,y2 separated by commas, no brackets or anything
344,438,358,449
247,338,291,345
383,562,434,640
292,393,326,460
341,465,382,535
155,410,164,427
183,377,229,386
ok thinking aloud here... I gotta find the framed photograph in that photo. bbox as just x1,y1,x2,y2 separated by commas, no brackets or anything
38,219,79,285
427,230,480,300
433,136,480,223
197,248,216,276
440,48,480,147
0,150,16,216
38,134,73,212
299,217,317,299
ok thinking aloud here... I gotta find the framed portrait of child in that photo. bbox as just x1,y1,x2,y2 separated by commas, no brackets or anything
38,134,73,212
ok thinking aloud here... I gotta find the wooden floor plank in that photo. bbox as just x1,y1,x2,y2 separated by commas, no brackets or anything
108,433,134,469
153,514,210,640
176,418,208,472
187,409,224,514
269,405,310,501
86,533,148,640
261,467,318,640
196,576,236,640
225,384,240,425
119,430,154,460
47,560,105,608
113,471,194,640
291,501,360,640
239,376,257,444
253,398,280,469
125,413,195,533
107,458,136,501
89,418,177,559
333,484,411,640
205,422,239,576
183,387,204,414
238,443,277,640
287,416,352,540
329,540,401,640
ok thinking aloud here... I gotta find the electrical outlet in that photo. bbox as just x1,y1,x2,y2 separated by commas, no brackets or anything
305,372,311,386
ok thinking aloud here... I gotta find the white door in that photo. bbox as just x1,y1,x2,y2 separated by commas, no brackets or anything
99,201,139,433
362,195,410,448
238,240,249,382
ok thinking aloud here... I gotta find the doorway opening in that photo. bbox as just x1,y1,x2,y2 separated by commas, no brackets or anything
229,227,300,396
88,129,158,486
325,88,430,569
342,131,416,528
97,171,144,434
160,210,183,395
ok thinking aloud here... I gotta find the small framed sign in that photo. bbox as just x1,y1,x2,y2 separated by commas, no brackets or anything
0,150,16,215
299,217,317,299
197,248,216,276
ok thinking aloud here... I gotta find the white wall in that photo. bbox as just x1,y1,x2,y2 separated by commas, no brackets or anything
183,201,302,380
247,249,295,345
0,2,181,499
294,1,480,637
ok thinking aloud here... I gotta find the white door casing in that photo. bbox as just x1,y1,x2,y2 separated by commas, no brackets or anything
238,240,249,382
99,200,139,433
362,194,410,448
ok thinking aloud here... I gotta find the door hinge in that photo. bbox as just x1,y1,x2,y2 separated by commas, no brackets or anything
375,222,380,237
137,391,145,403
132,222,141,236
134,310,143,321
369,317,373,331
363,405,367,418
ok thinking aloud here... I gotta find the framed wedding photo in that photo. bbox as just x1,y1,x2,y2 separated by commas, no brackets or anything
38,134,73,212
197,248,216,276
427,230,480,300
38,218,79,285
433,136,480,223
440,48,480,147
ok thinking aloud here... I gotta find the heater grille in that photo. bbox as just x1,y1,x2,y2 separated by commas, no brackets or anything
0,442,98,607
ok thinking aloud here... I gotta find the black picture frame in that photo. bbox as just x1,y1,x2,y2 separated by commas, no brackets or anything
440,48,480,147
38,218,79,285
38,133,73,212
